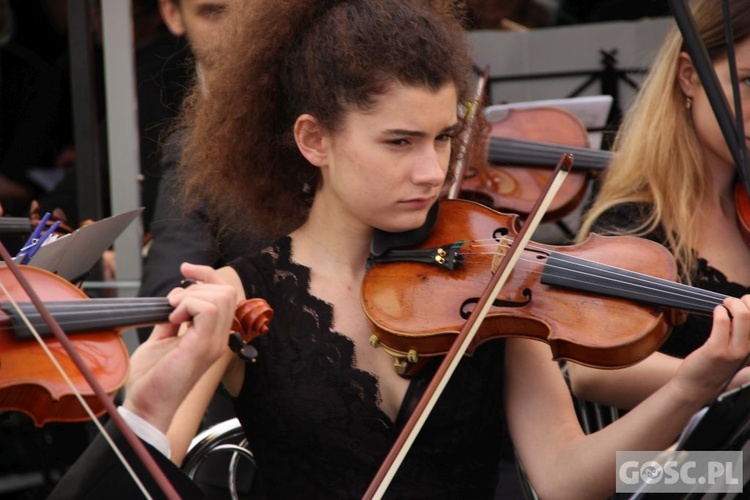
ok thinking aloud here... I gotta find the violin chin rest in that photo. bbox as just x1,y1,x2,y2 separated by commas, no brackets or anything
370,200,440,257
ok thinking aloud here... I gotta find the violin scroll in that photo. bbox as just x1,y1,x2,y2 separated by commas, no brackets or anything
229,298,274,362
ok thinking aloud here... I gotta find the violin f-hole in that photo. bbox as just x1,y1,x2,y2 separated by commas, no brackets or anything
459,290,532,320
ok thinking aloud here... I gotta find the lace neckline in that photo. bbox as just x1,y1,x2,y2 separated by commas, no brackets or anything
278,235,404,425
695,256,750,293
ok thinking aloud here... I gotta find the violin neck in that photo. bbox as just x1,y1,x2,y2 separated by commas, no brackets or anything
487,136,612,171
540,252,725,315
0,217,33,235
1,298,173,341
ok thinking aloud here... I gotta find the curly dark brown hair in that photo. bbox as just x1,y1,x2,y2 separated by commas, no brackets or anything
175,0,474,240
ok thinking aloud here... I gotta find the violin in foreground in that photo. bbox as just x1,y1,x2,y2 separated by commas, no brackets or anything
363,199,720,375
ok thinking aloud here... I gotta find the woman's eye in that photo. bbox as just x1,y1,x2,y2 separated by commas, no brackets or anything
437,133,454,143
389,138,409,147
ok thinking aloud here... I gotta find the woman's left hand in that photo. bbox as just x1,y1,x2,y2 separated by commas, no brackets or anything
673,295,750,403
122,263,238,432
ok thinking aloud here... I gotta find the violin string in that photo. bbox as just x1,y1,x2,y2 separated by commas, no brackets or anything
463,239,725,304
11,300,171,313
7,298,170,310
0,217,33,232
488,136,610,162
487,137,610,167
0,301,172,333
0,279,154,499
489,140,611,163
0,315,167,333
447,237,726,309
540,262,723,310
470,243,726,309
489,144,600,165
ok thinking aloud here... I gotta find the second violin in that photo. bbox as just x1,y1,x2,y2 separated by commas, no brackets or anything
457,106,612,221
0,265,273,426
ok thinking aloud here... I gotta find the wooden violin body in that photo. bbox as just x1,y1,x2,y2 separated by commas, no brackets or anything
0,265,272,426
734,182,750,246
362,199,693,373
0,266,128,425
457,106,611,221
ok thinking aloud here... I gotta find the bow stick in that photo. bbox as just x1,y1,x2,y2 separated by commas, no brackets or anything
0,241,180,499
446,65,490,200
363,152,573,498
668,0,750,195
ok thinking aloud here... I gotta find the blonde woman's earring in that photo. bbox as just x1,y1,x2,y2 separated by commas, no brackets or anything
685,96,692,109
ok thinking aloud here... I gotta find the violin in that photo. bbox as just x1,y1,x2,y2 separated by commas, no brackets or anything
0,217,39,235
735,182,750,245
668,1,750,246
362,199,728,374
0,265,273,426
456,106,612,221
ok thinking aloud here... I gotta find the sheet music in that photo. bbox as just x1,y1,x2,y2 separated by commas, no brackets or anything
484,95,614,149
27,208,143,282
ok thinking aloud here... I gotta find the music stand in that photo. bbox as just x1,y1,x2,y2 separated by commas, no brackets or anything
628,383,750,499
483,95,613,149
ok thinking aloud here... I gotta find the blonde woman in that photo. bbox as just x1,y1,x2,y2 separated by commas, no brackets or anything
569,0,750,409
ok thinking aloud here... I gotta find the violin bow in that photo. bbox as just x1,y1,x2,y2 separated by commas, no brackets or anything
446,65,491,200
363,153,573,499
668,0,750,195
0,241,180,499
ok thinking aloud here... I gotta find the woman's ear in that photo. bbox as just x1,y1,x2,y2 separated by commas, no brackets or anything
294,114,329,167
159,0,187,36
677,51,699,98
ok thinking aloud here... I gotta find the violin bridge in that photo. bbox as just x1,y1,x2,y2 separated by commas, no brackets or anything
490,236,511,274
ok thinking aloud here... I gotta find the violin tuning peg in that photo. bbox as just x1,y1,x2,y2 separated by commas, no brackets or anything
179,278,198,288
228,331,259,363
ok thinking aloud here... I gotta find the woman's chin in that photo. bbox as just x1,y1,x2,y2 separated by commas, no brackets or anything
372,212,431,235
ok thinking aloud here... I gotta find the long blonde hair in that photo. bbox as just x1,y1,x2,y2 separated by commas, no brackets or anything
577,0,750,281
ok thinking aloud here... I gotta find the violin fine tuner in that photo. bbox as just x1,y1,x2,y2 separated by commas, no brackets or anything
368,243,463,270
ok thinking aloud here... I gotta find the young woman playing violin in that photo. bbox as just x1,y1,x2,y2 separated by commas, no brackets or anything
569,0,750,410
50,0,750,498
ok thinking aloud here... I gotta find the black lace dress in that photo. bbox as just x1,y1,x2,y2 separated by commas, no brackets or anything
590,203,750,358
229,237,507,499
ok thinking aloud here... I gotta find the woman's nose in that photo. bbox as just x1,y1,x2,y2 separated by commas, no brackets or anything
413,147,449,187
